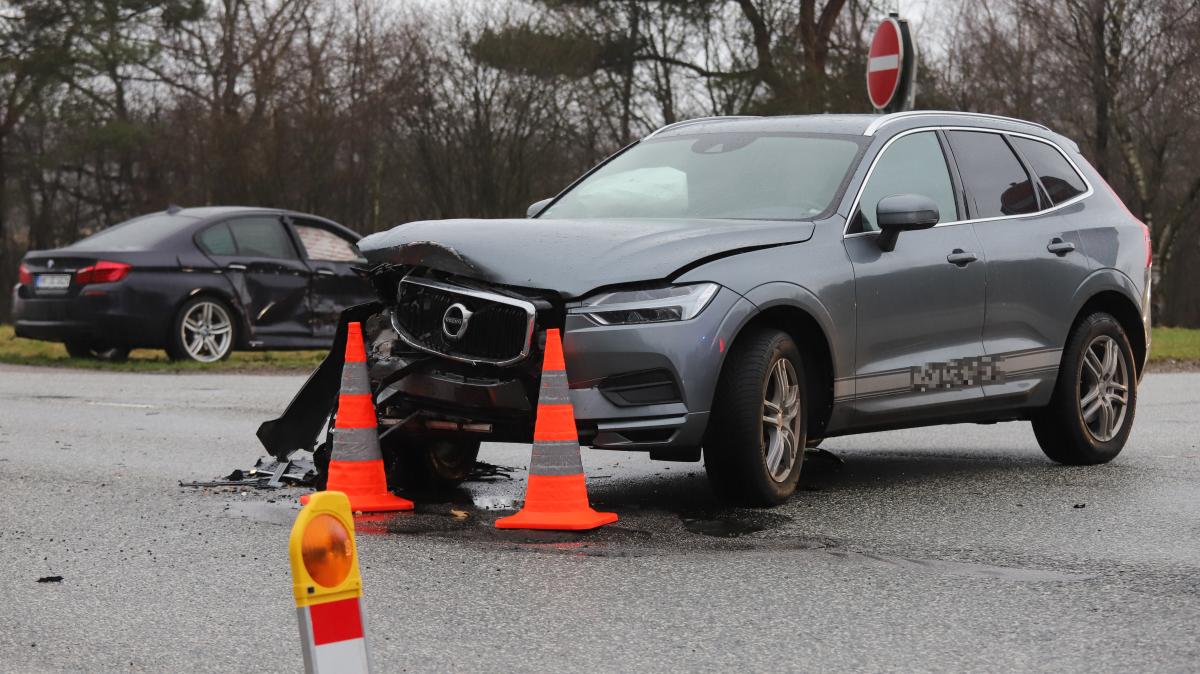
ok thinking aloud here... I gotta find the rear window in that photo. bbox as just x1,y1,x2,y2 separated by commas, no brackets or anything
946,131,1039,218
70,213,198,251
1009,137,1088,205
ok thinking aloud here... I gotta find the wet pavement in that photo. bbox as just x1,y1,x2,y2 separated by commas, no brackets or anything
1,364,1198,672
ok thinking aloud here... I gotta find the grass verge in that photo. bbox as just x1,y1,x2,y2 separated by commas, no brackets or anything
0,325,325,373
1147,326,1200,368
1,324,1197,373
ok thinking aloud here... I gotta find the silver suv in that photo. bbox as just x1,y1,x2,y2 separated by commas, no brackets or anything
261,111,1151,506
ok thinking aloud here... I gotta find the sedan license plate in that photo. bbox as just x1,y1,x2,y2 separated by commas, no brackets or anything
35,274,72,290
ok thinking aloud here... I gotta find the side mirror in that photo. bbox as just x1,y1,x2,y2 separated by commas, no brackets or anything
875,193,940,252
527,198,552,218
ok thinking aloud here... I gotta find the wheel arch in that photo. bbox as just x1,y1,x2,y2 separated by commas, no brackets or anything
1068,270,1147,377
724,284,841,438
172,287,250,349
1071,290,1147,378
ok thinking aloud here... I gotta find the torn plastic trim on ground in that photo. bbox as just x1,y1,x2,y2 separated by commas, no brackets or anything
179,455,318,489
181,452,518,491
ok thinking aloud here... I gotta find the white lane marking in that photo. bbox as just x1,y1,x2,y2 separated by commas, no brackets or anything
87,401,155,409
868,54,900,72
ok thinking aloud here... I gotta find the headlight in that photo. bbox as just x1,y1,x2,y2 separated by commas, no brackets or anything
573,283,720,325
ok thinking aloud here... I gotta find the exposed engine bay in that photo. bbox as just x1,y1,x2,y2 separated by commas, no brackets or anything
258,262,565,462
361,263,561,446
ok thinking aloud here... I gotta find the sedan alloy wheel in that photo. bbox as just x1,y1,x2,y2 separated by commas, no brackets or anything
180,300,233,362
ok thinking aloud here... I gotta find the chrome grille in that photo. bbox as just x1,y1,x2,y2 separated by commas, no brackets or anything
390,277,535,365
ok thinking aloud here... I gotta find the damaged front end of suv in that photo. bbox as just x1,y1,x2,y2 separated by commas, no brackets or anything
257,215,808,490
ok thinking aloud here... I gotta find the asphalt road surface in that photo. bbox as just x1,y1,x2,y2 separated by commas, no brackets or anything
1,364,1197,672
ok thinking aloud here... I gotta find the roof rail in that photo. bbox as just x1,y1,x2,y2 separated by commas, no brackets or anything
864,110,1051,136
645,115,761,139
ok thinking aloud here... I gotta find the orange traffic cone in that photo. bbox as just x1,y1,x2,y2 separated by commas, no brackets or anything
302,322,413,513
496,329,617,531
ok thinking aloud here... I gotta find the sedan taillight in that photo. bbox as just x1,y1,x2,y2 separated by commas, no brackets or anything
75,260,131,285
18,263,32,286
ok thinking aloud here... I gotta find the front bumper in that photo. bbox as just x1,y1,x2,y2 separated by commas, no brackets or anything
377,287,756,454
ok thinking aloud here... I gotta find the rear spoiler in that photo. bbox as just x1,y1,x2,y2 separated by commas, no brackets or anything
257,302,383,459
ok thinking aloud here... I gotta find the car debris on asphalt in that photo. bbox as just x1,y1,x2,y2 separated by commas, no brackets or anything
181,453,517,491
180,454,318,490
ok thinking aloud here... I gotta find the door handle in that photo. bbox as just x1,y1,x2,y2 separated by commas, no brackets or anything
1047,238,1076,256
226,263,247,271
946,249,978,267
315,268,336,277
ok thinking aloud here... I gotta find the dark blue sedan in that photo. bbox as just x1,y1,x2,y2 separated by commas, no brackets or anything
13,206,373,362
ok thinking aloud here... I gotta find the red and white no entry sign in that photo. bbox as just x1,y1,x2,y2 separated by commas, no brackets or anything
867,17,905,111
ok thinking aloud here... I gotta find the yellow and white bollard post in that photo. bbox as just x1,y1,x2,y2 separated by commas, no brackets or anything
288,491,371,673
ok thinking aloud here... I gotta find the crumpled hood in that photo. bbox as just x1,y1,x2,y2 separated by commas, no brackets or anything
358,217,814,298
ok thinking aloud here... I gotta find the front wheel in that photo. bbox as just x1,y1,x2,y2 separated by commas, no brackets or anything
1031,312,1137,465
385,438,481,491
704,327,807,506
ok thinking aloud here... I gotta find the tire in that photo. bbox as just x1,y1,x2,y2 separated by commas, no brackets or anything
704,327,807,506
385,438,481,491
1031,312,1137,465
94,346,131,362
65,340,95,359
64,341,130,362
167,297,236,363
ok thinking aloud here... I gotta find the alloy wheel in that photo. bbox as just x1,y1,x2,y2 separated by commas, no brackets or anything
1078,335,1129,442
761,357,802,482
180,300,233,362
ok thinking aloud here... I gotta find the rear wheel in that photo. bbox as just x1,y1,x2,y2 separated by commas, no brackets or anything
167,297,235,363
1032,312,1137,465
704,327,807,506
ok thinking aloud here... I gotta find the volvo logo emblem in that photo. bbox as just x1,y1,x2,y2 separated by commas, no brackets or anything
46,259,54,269
441,303,473,340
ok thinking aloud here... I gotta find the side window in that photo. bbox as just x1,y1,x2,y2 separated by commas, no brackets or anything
293,223,362,262
196,223,237,255
857,131,958,232
1009,136,1088,205
227,217,298,259
945,131,1038,217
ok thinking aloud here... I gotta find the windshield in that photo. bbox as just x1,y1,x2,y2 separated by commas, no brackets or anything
542,132,864,221
71,213,199,251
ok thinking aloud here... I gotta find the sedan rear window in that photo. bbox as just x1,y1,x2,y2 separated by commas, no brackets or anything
71,213,198,251
542,133,863,221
